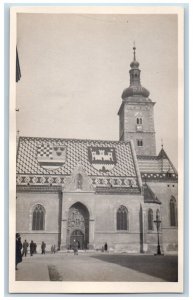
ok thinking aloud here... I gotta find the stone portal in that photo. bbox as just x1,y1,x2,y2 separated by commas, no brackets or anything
67,202,89,249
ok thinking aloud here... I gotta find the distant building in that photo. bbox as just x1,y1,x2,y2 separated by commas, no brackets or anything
16,47,178,253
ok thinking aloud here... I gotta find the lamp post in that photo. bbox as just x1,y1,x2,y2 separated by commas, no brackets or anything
154,215,162,255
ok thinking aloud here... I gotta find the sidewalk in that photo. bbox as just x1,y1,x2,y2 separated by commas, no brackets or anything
16,255,50,281
14,252,177,282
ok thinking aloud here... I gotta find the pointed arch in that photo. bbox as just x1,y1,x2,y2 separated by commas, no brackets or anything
148,208,153,230
67,202,90,249
32,204,45,230
136,117,143,125
117,205,128,230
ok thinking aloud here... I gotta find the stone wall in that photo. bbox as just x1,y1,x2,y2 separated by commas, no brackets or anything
16,190,61,252
148,182,178,253
119,101,156,156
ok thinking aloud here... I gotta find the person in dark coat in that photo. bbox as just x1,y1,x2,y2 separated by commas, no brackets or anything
73,240,78,255
30,240,34,256
22,240,29,257
41,241,46,254
34,243,37,254
16,233,22,270
104,242,108,252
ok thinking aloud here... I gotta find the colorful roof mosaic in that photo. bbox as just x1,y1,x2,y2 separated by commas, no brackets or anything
137,148,178,181
17,137,137,176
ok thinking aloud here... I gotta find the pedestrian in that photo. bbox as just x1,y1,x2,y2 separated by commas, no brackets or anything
22,239,29,257
73,240,78,255
34,242,37,254
30,240,34,256
16,233,22,270
41,241,46,254
51,245,53,254
104,242,108,252
53,244,56,254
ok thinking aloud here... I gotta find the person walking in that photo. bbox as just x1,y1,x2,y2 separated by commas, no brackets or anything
30,240,34,256
41,241,46,254
22,239,29,257
73,240,78,255
104,242,108,252
16,233,22,270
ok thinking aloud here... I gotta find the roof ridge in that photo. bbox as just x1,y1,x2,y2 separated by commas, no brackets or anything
18,136,131,144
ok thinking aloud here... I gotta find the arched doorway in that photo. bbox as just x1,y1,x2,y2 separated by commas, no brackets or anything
67,202,89,249
70,230,84,249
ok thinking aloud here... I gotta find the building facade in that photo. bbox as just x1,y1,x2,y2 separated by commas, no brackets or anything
16,48,178,254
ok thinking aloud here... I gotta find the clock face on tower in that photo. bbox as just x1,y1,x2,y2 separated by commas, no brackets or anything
136,124,143,132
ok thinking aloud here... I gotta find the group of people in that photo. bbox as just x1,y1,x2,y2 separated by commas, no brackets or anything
16,233,56,270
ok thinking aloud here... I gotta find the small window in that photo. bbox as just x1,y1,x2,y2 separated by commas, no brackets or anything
137,139,143,147
117,206,128,230
32,204,45,230
136,118,142,125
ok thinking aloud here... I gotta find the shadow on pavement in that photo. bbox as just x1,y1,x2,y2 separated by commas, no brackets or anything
91,254,178,282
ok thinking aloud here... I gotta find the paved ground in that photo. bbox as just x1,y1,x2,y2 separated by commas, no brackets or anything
16,252,178,282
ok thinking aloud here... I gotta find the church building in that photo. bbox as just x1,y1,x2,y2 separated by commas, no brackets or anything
16,47,178,254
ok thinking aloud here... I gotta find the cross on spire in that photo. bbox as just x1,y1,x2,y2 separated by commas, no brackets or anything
133,41,136,61
161,138,164,149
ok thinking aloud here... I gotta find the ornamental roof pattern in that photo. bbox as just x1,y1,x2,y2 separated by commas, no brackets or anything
16,137,137,178
137,149,177,176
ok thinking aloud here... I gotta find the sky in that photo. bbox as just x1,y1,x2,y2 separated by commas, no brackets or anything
16,12,178,168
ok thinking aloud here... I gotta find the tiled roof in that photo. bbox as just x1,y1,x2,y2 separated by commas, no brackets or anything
16,137,137,178
143,184,161,204
137,151,177,175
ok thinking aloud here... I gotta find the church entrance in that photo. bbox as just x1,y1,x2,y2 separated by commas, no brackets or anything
67,202,89,250
70,230,84,249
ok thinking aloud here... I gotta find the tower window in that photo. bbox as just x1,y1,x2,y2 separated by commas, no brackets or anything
136,118,142,125
32,204,45,230
117,205,128,230
137,139,143,147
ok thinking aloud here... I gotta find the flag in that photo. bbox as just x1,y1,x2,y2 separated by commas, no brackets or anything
16,47,21,82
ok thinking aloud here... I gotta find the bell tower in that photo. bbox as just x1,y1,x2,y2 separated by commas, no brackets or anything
118,46,156,156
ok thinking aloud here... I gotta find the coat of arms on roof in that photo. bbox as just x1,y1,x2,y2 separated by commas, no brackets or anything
37,142,66,170
88,146,117,172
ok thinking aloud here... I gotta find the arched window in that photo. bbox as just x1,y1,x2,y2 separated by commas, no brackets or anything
148,209,153,230
117,205,128,230
170,197,177,226
137,139,143,146
32,204,45,230
76,174,83,190
136,118,142,125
